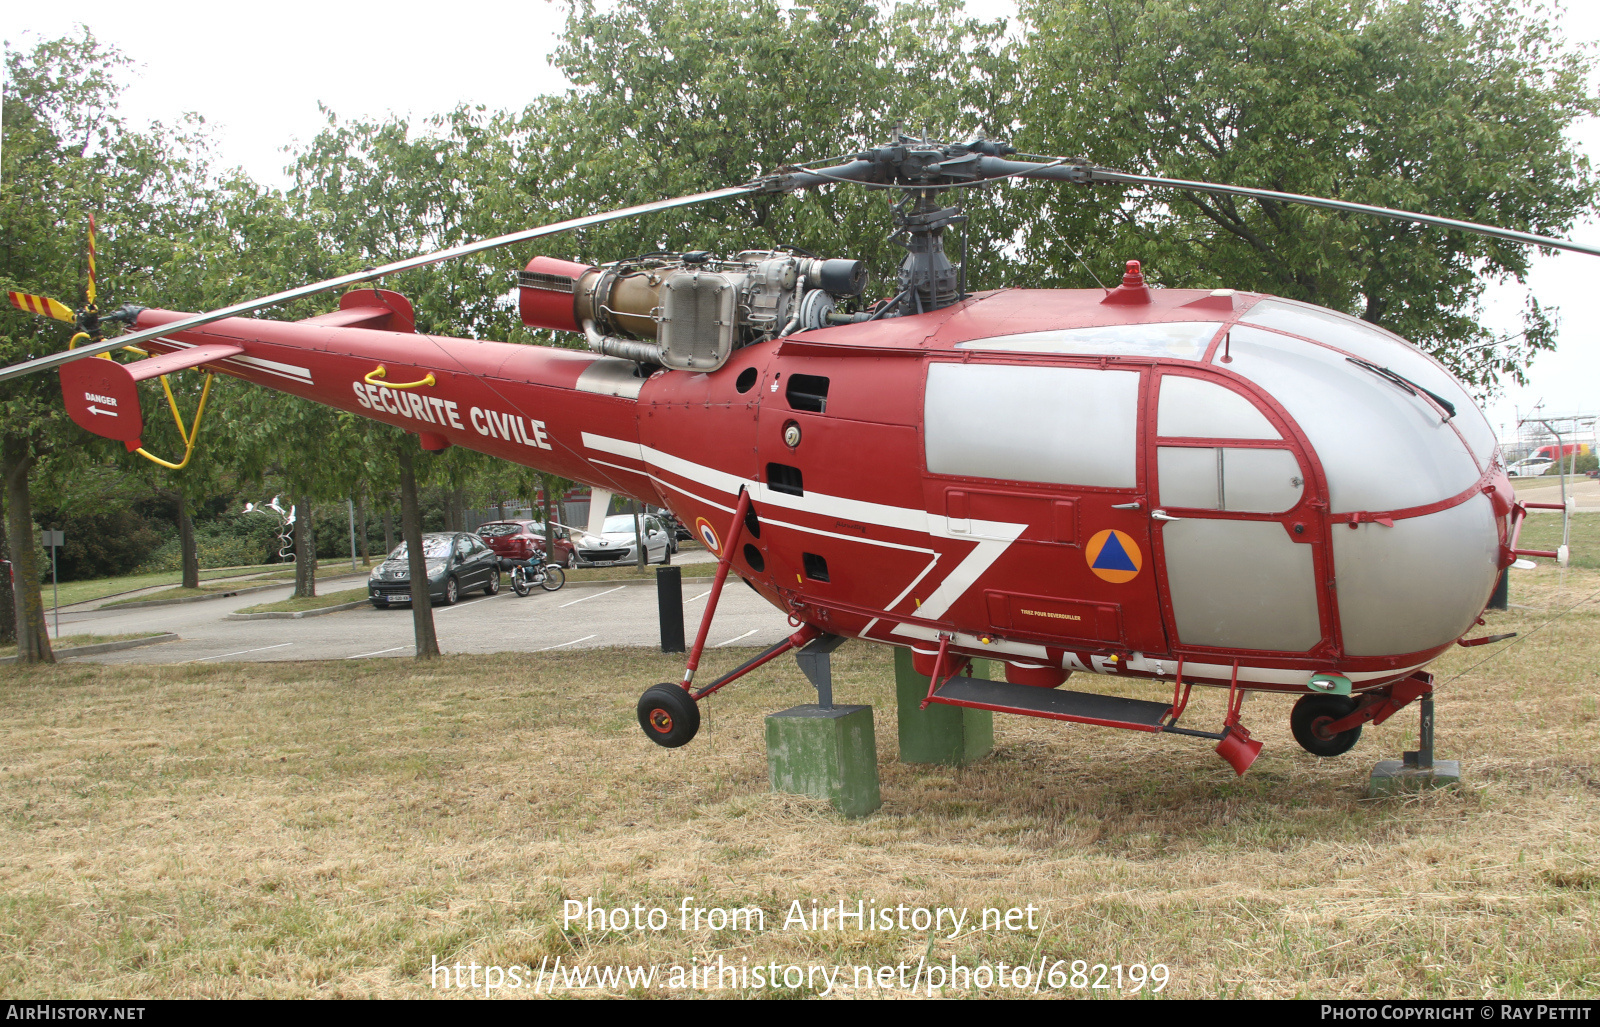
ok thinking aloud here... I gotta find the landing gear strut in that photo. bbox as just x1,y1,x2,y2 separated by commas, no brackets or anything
635,487,823,748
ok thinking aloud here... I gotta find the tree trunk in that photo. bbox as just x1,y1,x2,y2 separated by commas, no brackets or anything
398,444,440,659
541,476,555,567
1,443,53,664
178,492,199,589
293,497,316,599
0,485,13,648
356,486,371,566
382,506,394,557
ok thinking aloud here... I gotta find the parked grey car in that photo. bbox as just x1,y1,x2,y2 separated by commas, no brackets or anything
368,532,501,607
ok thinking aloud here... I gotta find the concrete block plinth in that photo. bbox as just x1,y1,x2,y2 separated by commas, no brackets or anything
1368,759,1462,797
893,648,994,766
765,704,881,817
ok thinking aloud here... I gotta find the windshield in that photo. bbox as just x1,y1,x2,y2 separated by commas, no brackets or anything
602,514,645,533
477,523,522,538
388,537,453,560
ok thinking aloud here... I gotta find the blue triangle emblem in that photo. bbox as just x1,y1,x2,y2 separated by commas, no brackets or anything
1092,531,1137,572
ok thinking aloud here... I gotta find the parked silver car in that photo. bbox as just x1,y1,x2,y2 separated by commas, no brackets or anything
573,513,676,566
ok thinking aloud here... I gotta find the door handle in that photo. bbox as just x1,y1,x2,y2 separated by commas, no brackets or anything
1111,501,1142,510
1151,509,1182,522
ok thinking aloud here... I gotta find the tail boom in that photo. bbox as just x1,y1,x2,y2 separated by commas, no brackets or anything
106,306,663,502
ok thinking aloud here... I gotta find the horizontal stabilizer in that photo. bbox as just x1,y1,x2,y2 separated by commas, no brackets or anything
124,342,245,382
58,343,241,450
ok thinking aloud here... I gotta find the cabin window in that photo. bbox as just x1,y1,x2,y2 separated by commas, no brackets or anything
924,363,1139,488
1157,375,1279,439
1157,447,1304,514
955,321,1223,360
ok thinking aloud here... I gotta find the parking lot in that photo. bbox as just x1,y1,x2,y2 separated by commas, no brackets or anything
48,567,793,665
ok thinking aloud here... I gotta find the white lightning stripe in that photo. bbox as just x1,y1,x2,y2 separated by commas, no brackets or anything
895,518,1024,629
862,554,942,637
580,432,1023,618
584,431,925,533
760,516,936,555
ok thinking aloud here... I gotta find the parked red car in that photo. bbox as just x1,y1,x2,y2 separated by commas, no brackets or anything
477,520,578,568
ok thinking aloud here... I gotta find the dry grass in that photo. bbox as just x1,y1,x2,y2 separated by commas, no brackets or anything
0,570,1597,999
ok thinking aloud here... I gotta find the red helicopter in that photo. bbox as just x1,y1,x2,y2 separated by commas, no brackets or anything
7,131,1593,775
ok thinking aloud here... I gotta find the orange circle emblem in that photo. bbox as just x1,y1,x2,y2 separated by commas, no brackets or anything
695,517,720,555
1085,529,1142,584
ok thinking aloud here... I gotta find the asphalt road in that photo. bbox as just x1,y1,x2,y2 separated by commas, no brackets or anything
53,557,793,665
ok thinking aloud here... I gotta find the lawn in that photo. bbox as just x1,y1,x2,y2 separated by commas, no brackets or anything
1513,510,1600,569
0,566,1596,998
42,560,364,610
236,588,371,615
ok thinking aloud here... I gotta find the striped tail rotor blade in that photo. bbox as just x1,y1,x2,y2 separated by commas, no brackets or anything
87,213,97,306
7,291,76,323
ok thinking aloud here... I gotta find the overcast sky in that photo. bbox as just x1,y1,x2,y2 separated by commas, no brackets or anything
9,0,1598,437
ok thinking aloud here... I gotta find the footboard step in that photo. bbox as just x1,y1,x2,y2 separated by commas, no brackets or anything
931,676,1171,732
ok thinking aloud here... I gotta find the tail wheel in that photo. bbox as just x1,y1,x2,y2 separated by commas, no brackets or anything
637,683,699,748
511,566,532,596
540,564,566,591
1291,693,1363,757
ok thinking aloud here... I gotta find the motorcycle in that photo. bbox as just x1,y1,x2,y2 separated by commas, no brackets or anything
509,559,566,596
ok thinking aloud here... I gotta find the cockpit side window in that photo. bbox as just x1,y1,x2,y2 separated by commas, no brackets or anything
924,363,1139,487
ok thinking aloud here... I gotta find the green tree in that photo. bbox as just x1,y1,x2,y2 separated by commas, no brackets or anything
1012,0,1596,391
1,32,218,660
506,0,1019,295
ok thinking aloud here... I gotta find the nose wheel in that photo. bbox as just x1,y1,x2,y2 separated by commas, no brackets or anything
637,683,700,748
1291,694,1363,756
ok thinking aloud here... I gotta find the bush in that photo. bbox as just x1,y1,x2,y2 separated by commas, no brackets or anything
35,508,165,581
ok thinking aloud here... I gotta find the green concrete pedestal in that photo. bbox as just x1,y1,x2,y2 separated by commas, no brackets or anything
1368,759,1462,797
765,705,881,817
894,648,994,765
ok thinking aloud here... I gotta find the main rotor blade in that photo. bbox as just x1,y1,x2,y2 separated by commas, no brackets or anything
0,184,758,384
1087,167,1600,259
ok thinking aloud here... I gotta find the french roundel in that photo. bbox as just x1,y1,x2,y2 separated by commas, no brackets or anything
695,517,720,555
1085,529,1142,584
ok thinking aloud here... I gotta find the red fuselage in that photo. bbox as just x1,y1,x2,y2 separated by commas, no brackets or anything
125,282,1511,697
